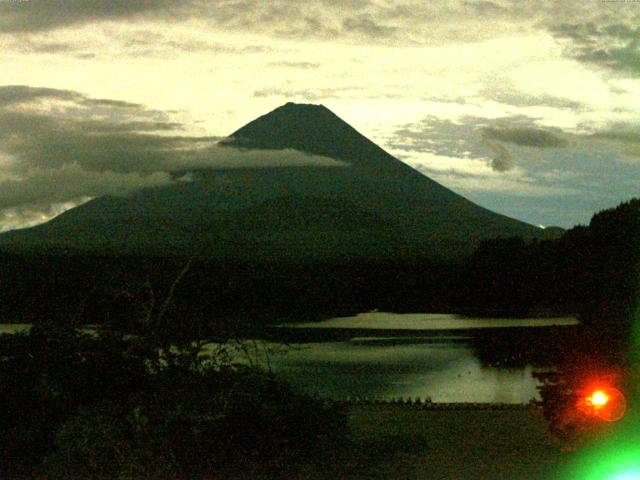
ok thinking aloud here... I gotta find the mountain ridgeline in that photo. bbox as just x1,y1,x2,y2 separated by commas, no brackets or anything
0,102,549,260
0,102,567,324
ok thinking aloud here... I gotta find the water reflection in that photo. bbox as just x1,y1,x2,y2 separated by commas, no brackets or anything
282,312,578,330
265,313,578,403
0,313,576,404
263,338,542,403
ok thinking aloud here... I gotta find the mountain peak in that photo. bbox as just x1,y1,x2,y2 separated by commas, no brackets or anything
223,101,377,163
0,102,546,259
265,101,338,124
281,101,330,111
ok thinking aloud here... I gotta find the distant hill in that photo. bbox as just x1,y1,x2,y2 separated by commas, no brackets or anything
0,102,551,260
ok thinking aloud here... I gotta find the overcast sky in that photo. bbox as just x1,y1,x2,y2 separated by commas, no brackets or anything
0,0,639,231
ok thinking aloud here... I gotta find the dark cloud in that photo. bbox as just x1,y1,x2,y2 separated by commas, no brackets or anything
0,0,404,45
274,15,340,39
549,21,640,75
0,85,79,106
549,22,599,40
123,31,270,56
0,0,538,51
0,0,388,41
0,85,345,231
0,0,634,54
386,112,640,223
589,129,640,144
10,39,78,54
0,86,145,112
387,116,515,174
387,115,577,178
584,123,640,158
577,41,640,75
342,14,397,38
485,142,514,172
463,1,507,15
0,165,173,210
0,109,187,174
0,85,343,174
484,89,584,110
480,126,568,148
388,117,480,159
388,114,554,157
82,98,143,109
0,0,195,33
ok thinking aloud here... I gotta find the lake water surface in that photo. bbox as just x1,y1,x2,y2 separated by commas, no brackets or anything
280,312,578,330
1,313,578,404
261,313,578,403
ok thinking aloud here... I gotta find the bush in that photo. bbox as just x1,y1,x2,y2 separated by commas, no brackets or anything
0,320,348,479
43,365,347,479
0,321,150,477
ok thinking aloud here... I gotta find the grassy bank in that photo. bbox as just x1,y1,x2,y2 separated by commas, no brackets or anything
338,404,565,480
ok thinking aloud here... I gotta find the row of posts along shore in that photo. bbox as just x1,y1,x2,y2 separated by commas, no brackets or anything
320,396,541,410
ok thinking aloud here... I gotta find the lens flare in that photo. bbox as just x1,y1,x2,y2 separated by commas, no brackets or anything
578,387,626,422
561,441,640,479
610,471,640,480
588,390,609,408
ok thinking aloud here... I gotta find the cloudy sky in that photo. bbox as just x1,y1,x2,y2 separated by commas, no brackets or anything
0,0,639,231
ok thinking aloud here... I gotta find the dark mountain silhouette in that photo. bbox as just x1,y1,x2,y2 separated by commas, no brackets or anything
0,102,551,260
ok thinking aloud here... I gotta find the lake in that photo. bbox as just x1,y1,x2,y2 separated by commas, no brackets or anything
1,313,578,404
258,312,578,404
279,312,578,331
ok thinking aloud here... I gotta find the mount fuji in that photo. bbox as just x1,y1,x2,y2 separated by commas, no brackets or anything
0,102,548,260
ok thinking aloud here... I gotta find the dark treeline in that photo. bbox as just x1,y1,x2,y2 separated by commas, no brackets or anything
0,253,463,329
460,198,640,355
457,199,640,441
1,200,639,352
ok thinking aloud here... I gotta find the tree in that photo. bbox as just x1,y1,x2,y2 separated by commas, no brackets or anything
0,261,348,479
535,199,640,444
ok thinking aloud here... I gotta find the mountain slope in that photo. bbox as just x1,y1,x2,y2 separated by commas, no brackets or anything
0,102,547,259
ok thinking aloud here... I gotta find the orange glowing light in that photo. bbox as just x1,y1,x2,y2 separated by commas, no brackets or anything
579,386,626,422
589,390,609,408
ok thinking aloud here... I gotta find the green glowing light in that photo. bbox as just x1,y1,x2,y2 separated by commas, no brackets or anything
609,472,640,480
563,442,640,480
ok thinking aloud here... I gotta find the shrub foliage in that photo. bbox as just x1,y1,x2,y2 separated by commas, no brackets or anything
0,303,347,479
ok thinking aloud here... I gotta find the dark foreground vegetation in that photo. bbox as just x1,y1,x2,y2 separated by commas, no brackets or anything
467,199,640,440
0,199,638,476
0,316,348,479
462,199,640,353
0,253,464,328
